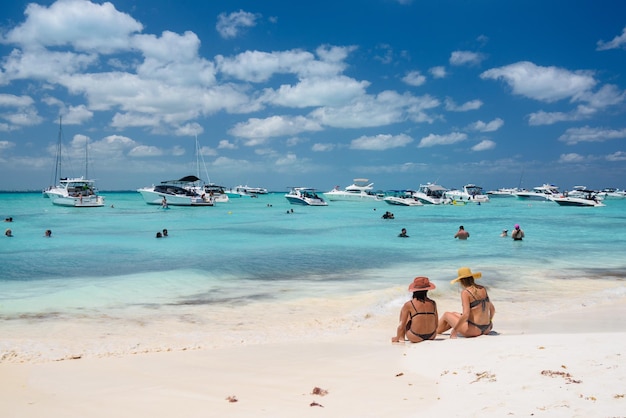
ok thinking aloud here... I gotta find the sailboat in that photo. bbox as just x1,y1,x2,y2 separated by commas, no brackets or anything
43,117,105,207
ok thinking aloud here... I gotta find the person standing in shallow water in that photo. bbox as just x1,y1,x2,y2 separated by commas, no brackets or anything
392,277,438,343
512,224,524,240
454,225,469,240
437,267,495,338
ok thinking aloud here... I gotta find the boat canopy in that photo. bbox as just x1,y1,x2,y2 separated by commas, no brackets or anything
161,175,202,184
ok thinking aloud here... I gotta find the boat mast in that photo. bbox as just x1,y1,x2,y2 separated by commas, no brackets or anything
85,136,89,179
53,116,63,182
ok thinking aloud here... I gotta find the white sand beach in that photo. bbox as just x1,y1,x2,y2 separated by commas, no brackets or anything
1,293,625,417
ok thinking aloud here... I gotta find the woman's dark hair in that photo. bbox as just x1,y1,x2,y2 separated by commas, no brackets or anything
412,290,429,301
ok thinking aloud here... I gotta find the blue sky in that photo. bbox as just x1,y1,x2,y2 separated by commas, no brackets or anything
1,0,625,192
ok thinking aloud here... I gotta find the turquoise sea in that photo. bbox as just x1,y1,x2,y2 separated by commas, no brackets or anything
1,191,625,361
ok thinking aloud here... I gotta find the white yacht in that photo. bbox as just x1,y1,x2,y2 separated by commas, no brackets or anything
551,190,605,207
383,190,423,206
323,178,381,201
486,187,521,197
138,176,214,206
514,184,561,201
597,188,626,199
412,183,451,205
226,185,268,198
202,183,229,203
285,187,328,206
445,184,490,203
44,177,105,207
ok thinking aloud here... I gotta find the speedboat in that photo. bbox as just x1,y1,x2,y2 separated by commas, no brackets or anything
550,190,606,207
285,187,328,206
323,178,381,201
597,188,626,199
412,183,451,205
138,176,214,206
514,184,561,201
486,187,521,197
445,184,489,203
226,185,268,198
383,190,423,206
44,177,105,207
203,183,229,203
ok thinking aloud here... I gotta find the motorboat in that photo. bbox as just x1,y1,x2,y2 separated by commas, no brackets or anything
202,183,229,203
486,187,521,197
597,188,626,199
285,187,328,206
412,183,451,205
226,185,268,198
514,184,561,201
137,176,214,206
323,178,382,201
383,190,423,206
550,190,606,207
445,184,489,203
44,177,105,207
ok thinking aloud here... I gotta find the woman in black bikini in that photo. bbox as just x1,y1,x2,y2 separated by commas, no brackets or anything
437,267,495,338
392,277,439,343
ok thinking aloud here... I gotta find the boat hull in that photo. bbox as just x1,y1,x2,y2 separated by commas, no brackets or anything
383,197,422,206
48,195,105,207
138,189,213,206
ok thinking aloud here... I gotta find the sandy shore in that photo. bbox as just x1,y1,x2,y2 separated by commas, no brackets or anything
1,297,625,417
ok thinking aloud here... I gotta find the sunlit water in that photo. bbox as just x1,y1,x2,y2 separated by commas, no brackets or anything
1,191,625,361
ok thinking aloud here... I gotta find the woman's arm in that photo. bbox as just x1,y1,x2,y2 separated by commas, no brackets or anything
451,291,470,338
392,304,409,342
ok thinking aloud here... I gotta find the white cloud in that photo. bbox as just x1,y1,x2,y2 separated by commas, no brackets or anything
229,115,323,145
449,51,485,66
606,151,626,161
468,118,503,132
2,0,143,53
445,98,482,112
429,66,447,79
350,133,413,151
218,140,237,149
481,61,597,103
0,140,15,151
471,140,495,151
402,70,426,87
312,143,335,152
597,26,626,51
128,145,164,157
418,132,467,148
558,126,626,145
312,91,439,129
558,153,585,163
216,10,259,39
260,76,369,108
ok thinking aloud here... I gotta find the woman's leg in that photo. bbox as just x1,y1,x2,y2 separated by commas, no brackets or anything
437,312,460,334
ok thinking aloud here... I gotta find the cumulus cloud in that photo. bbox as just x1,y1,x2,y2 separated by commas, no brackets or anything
472,140,495,151
216,10,259,39
481,61,597,103
218,140,237,149
229,115,323,145
449,51,485,66
312,143,335,152
445,98,482,112
350,133,413,151
558,153,585,163
468,118,503,132
558,126,626,145
402,70,426,87
606,151,626,161
429,66,447,79
418,132,467,148
597,26,626,51
2,0,143,53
